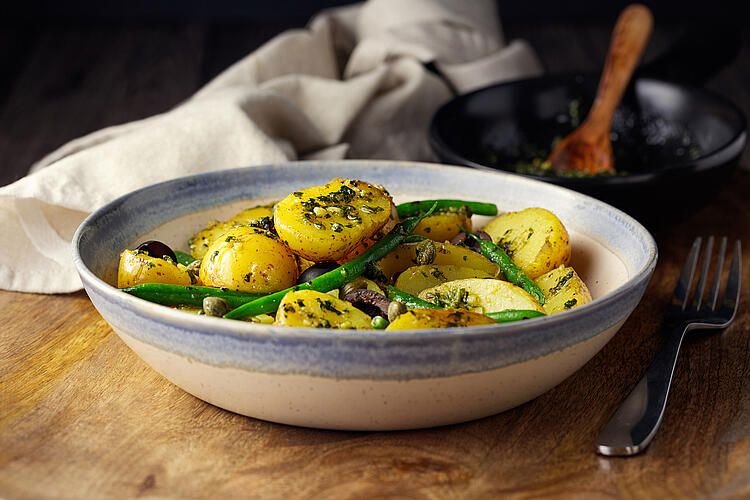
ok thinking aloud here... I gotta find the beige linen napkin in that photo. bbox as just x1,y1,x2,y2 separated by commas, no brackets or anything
0,0,542,293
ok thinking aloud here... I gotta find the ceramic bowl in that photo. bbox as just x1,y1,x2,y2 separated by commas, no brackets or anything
73,160,657,430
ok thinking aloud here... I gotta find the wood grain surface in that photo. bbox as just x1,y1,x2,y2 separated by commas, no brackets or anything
1,18,750,499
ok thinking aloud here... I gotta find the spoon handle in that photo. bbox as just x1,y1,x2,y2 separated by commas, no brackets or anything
587,4,653,130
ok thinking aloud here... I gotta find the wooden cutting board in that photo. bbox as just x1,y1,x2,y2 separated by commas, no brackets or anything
2,172,750,498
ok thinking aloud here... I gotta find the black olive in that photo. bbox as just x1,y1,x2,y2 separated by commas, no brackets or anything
342,289,391,318
297,261,339,284
135,240,177,262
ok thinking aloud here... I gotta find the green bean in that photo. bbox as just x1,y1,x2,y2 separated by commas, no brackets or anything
460,228,546,305
174,250,196,266
387,286,544,323
396,199,498,218
386,286,441,309
223,203,439,320
485,310,546,322
402,235,428,244
122,283,263,309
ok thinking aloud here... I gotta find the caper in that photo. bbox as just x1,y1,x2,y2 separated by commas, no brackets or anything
415,239,436,265
340,277,367,297
387,300,407,322
203,296,230,317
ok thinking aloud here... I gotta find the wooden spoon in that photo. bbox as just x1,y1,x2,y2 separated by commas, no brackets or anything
547,4,654,175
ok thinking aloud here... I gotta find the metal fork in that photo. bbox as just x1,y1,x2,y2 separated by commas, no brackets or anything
596,236,742,456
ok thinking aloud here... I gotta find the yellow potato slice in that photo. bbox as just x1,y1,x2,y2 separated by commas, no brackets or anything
189,204,274,259
412,208,472,242
534,265,592,315
275,290,373,329
274,178,393,262
339,202,398,262
394,264,493,297
377,241,499,280
481,207,571,279
386,308,496,330
117,250,193,288
418,278,544,314
199,226,298,294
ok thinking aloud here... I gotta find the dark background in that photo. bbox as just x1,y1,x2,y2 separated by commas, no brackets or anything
0,1,741,21
0,0,747,187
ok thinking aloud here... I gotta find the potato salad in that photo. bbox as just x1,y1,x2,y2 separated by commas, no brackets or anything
117,178,592,330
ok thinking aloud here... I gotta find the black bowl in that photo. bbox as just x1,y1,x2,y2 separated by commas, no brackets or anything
429,73,747,217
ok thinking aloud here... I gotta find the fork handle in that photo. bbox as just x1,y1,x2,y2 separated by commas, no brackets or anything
595,323,689,456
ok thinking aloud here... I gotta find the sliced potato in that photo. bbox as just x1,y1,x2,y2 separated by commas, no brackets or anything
189,204,274,259
199,226,298,294
534,265,592,315
377,241,499,280
394,264,493,297
418,278,544,314
274,178,393,262
275,290,372,329
386,308,496,330
412,207,472,242
481,207,571,279
339,202,399,262
118,250,193,288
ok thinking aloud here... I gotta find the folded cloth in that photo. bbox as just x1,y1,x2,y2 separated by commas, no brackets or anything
0,0,542,293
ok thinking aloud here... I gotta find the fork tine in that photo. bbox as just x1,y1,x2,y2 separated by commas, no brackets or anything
671,237,701,310
706,237,727,310
719,240,742,319
691,236,714,310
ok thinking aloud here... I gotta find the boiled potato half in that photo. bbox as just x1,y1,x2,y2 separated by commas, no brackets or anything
481,207,571,279
394,264,494,297
199,226,298,293
274,178,393,262
386,308,496,330
189,203,274,259
275,289,373,329
412,207,472,242
534,265,592,315
418,278,544,314
118,250,193,288
339,202,399,262
377,241,499,280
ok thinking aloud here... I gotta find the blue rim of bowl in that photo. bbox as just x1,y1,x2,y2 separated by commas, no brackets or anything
72,160,658,371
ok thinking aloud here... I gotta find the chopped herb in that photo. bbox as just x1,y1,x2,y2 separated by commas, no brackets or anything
313,222,325,230
549,270,575,295
283,305,296,313
496,238,515,257
243,273,252,283
427,287,471,309
317,298,342,315
331,222,343,233
247,216,275,233
430,267,447,281
564,298,578,309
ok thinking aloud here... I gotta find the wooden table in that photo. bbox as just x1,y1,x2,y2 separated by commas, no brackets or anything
2,18,750,499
